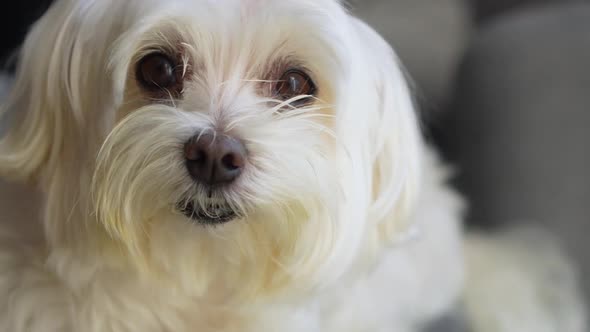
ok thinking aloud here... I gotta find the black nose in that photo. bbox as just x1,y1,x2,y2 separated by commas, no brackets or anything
184,132,247,185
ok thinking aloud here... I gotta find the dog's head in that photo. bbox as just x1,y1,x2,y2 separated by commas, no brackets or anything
0,0,421,299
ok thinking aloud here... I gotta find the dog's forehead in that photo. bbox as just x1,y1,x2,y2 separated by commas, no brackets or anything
236,0,343,15
136,0,348,56
167,0,343,23
227,0,264,14
204,0,338,11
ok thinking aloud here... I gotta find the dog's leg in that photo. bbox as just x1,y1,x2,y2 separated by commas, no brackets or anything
463,226,588,332
0,231,73,332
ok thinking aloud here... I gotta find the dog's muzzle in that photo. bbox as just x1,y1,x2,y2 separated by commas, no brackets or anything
180,131,247,224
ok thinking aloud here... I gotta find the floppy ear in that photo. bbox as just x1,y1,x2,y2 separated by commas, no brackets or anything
352,19,424,245
0,0,115,183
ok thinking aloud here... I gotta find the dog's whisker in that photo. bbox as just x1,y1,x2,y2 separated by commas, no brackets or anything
224,113,260,131
162,89,177,108
273,107,334,120
300,121,337,138
66,197,82,226
239,79,280,83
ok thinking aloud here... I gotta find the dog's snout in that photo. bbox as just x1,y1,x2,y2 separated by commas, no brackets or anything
184,132,246,185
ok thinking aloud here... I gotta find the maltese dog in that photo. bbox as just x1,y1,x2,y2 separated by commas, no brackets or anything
0,0,586,331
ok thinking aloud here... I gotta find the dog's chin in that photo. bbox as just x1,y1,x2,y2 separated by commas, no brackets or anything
180,201,239,225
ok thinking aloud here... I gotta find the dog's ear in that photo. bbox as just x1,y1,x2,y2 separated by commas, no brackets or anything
352,19,423,245
0,1,113,183
0,1,81,182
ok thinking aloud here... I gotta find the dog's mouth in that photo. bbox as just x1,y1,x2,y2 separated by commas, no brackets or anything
179,201,238,225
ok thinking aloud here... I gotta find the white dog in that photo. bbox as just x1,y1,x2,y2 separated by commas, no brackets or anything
0,0,586,331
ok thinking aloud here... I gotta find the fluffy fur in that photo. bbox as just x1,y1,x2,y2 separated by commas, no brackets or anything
0,0,586,331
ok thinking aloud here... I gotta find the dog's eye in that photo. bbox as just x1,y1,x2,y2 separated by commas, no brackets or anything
136,53,180,92
274,69,317,105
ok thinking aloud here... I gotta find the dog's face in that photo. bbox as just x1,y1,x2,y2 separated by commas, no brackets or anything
0,0,421,300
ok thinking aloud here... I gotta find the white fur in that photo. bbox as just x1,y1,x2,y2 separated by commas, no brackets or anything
0,0,586,331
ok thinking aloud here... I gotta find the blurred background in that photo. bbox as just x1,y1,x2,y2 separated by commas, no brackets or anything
1,0,589,317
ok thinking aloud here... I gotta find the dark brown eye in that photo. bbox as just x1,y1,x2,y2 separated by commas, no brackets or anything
274,69,317,105
136,53,180,92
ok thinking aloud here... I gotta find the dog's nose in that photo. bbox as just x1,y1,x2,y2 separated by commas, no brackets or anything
184,132,247,185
